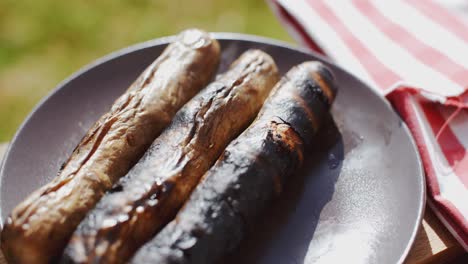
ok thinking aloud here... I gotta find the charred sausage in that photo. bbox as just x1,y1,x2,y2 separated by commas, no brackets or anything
130,61,338,264
61,50,280,264
1,29,220,264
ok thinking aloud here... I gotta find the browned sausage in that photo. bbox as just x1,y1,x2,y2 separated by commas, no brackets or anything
61,50,280,264
1,29,220,264
130,61,338,264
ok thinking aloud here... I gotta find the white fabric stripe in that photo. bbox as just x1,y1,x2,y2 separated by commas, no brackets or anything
277,0,378,90
372,0,468,72
325,1,464,96
440,107,468,149
412,97,468,218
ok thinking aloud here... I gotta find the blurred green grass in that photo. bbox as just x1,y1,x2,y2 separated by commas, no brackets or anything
0,0,292,141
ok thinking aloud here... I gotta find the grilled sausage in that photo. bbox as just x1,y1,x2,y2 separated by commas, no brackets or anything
61,50,280,264
1,29,220,264
130,61,338,264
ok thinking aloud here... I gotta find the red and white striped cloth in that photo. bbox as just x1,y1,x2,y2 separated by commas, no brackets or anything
269,0,468,250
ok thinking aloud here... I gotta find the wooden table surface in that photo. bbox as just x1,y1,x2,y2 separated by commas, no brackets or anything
0,142,465,263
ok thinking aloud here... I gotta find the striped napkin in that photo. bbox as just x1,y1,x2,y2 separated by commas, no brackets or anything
269,0,468,250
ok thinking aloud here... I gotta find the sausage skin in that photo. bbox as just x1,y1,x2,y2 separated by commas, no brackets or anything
130,61,338,264
1,29,220,264
61,50,280,264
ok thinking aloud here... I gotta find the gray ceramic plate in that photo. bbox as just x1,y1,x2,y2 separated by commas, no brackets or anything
0,33,424,264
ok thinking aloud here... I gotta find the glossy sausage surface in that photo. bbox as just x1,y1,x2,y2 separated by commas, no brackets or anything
1,29,220,264
61,50,279,264
130,61,337,264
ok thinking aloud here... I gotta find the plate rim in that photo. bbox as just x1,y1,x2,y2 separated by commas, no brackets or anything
0,32,425,264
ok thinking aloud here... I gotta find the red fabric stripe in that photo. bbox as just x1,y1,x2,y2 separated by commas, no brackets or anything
272,1,325,55
453,156,468,187
459,90,468,105
420,102,468,188
429,199,468,248
433,197,468,246
407,0,468,44
353,0,468,87
443,108,468,186
305,0,400,89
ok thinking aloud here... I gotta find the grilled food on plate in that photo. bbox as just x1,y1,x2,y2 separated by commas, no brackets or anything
131,61,337,264
61,50,279,264
1,29,220,264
